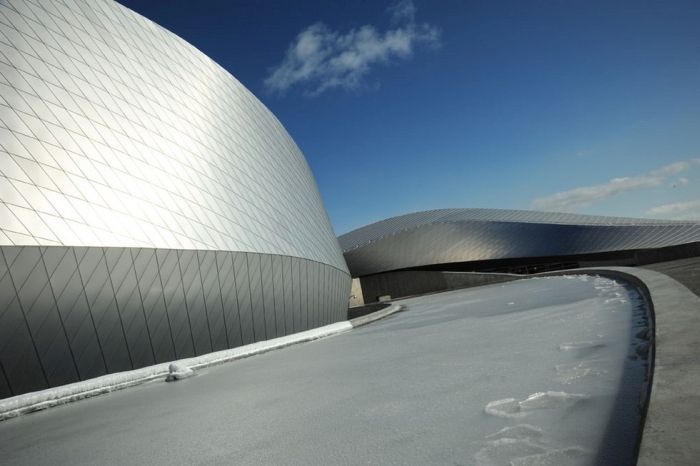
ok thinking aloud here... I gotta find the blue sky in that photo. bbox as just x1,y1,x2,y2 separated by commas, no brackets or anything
119,0,700,234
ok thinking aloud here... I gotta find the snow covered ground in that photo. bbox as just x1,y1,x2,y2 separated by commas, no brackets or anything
394,275,650,465
0,275,649,466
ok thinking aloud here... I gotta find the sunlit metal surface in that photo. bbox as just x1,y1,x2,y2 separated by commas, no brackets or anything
0,0,350,399
0,0,345,271
339,209,700,276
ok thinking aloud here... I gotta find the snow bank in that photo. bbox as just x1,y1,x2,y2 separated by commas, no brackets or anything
0,321,353,420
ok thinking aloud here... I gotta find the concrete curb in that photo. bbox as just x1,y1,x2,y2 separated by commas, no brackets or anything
0,321,353,422
0,303,405,422
350,304,403,327
604,268,700,466
537,266,700,465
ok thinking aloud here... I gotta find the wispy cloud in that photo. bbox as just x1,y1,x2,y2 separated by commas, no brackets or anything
531,159,699,212
264,0,440,96
646,199,700,220
671,177,689,188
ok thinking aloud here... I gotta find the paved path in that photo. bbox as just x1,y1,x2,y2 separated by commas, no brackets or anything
641,257,700,297
0,276,645,466
610,267,700,466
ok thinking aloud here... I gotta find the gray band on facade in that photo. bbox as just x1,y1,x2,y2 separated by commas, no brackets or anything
0,246,350,399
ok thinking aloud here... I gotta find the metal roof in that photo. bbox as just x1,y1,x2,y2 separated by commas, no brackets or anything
339,209,700,277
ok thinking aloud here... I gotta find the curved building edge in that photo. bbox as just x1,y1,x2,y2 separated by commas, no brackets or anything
0,0,347,272
0,0,352,400
340,208,700,277
340,209,700,304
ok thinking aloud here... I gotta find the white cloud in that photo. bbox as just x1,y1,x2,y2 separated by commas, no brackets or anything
531,159,699,212
646,199,700,220
264,0,440,96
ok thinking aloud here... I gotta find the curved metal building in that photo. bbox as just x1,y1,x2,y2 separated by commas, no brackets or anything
0,0,350,399
340,208,700,277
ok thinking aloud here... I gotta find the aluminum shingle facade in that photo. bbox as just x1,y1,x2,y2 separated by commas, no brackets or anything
339,209,700,277
0,0,350,399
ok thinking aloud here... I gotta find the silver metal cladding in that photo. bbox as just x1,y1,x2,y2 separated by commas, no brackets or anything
0,0,351,399
0,0,346,272
339,208,700,276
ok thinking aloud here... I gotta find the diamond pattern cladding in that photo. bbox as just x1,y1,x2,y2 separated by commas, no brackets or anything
0,0,346,272
0,246,351,399
340,208,700,277
0,0,352,400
